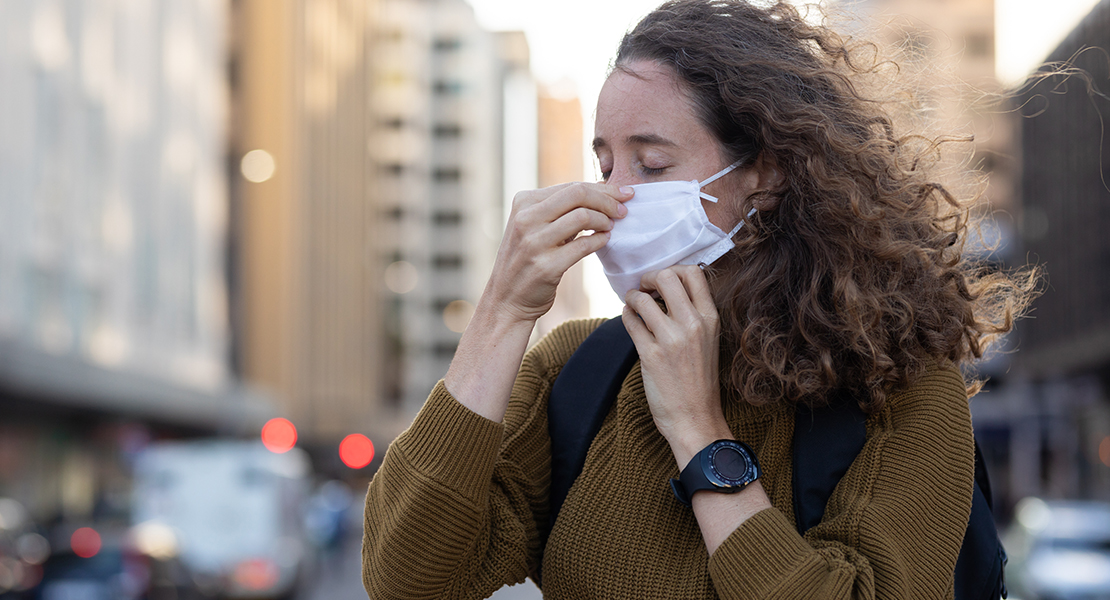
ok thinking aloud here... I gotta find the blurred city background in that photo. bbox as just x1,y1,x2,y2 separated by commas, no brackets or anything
0,0,1108,598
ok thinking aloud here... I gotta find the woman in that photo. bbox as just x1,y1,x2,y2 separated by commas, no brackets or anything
362,1,1032,597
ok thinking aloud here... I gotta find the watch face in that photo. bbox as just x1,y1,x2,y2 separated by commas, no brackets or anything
711,445,750,483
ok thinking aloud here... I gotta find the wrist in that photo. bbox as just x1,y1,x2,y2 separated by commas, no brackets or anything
443,299,536,423
666,420,735,471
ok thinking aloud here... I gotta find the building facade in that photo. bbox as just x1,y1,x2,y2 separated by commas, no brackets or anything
1010,0,1110,503
232,0,385,446
0,0,268,536
234,0,548,442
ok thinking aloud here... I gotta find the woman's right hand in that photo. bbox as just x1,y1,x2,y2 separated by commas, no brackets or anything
484,182,631,324
445,183,630,422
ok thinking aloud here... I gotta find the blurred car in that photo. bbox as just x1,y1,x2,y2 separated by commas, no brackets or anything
131,441,313,599
36,523,196,600
1004,498,1110,600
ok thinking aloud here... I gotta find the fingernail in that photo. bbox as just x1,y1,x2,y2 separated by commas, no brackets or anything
619,186,634,196
617,203,628,217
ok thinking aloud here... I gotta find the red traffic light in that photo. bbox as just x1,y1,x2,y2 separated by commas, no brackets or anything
261,418,297,453
339,434,375,469
71,527,101,558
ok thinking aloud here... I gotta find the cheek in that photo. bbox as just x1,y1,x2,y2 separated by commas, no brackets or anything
701,199,734,231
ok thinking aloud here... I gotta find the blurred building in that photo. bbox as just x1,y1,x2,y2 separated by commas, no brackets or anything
0,0,269,531
1008,0,1110,503
233,0,547,438
843,0,1058,518
534,84,591,339
232,0,385,449
372,0,513,417
846,0,1016,213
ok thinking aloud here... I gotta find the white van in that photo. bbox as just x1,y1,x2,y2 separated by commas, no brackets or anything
132,440,313,599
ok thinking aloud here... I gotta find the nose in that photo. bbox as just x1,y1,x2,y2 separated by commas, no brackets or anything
604,164,638,188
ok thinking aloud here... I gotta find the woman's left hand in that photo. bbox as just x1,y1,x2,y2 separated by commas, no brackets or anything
623,265,733,467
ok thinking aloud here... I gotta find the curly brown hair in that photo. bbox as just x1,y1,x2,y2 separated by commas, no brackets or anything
616,0,1039,412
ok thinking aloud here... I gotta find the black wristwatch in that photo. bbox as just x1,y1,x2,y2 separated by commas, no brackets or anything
670,439,761,507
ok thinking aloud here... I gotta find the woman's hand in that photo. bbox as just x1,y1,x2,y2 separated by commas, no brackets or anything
622,265,733,468
487,183,631,324
444,183,630,423
624,266,772,555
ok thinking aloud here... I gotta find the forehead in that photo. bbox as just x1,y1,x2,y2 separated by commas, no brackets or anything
593,61,709,146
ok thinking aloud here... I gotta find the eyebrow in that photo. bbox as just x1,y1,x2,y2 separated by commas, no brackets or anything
592,133,679,152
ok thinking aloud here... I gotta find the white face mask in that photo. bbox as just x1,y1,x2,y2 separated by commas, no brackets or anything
596,160,755,300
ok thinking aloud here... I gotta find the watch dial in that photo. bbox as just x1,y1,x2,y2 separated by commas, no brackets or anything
713,446,749,481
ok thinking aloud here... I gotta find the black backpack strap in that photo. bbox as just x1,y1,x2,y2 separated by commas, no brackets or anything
954,440,1008,600
545,317,638,546
792,393,867,534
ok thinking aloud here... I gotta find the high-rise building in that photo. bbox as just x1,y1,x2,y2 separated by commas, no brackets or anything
234,0,544,440
0,0,267,526
232,0,384,444
371,2,539,417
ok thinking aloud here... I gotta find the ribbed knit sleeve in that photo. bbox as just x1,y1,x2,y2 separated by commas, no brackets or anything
707,366,975,600
361,319,605,600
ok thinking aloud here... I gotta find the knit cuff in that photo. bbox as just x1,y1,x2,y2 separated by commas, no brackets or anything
708,507,812,596
391,380,505,504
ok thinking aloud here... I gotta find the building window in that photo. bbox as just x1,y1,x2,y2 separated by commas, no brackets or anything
433,37,462,52
433,123,463,138
384,206,404,220
966,33,993,59
382,163,406,176
432,167,461,182
380,117,405,130
432,254,463,270
433,80,464,95
432,211,462,225
432,342,458,358
977,154,997,173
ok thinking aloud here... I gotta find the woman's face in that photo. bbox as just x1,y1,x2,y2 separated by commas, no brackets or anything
593,60,742,231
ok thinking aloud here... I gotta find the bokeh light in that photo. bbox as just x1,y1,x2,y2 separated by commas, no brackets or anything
71,527,101,558
261,418,297,453
443,300,475,333
16,533,50,565
1100,436,1110,467
233,558,279,591
339,434,375,469
240,149,276,183
384,261,418,294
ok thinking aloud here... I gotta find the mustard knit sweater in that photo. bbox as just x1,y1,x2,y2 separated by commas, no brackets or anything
362,319,975,599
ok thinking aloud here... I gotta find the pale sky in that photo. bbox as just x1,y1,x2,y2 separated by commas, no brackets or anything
466,0,1103,317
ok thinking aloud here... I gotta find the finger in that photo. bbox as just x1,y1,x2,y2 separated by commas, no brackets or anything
671,265,718,320
542,207,616,248
508,182,578,215
548,230,611,270
622,304,654,349
625,289,670,336
641,266,716,321
519,230,611,287
545,182,632,222
649,268,699,323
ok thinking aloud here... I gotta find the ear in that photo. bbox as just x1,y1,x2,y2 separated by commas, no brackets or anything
749,153,785,212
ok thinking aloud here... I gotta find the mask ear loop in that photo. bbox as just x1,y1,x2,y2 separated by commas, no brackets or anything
697,160,745,203
698,207,758,271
